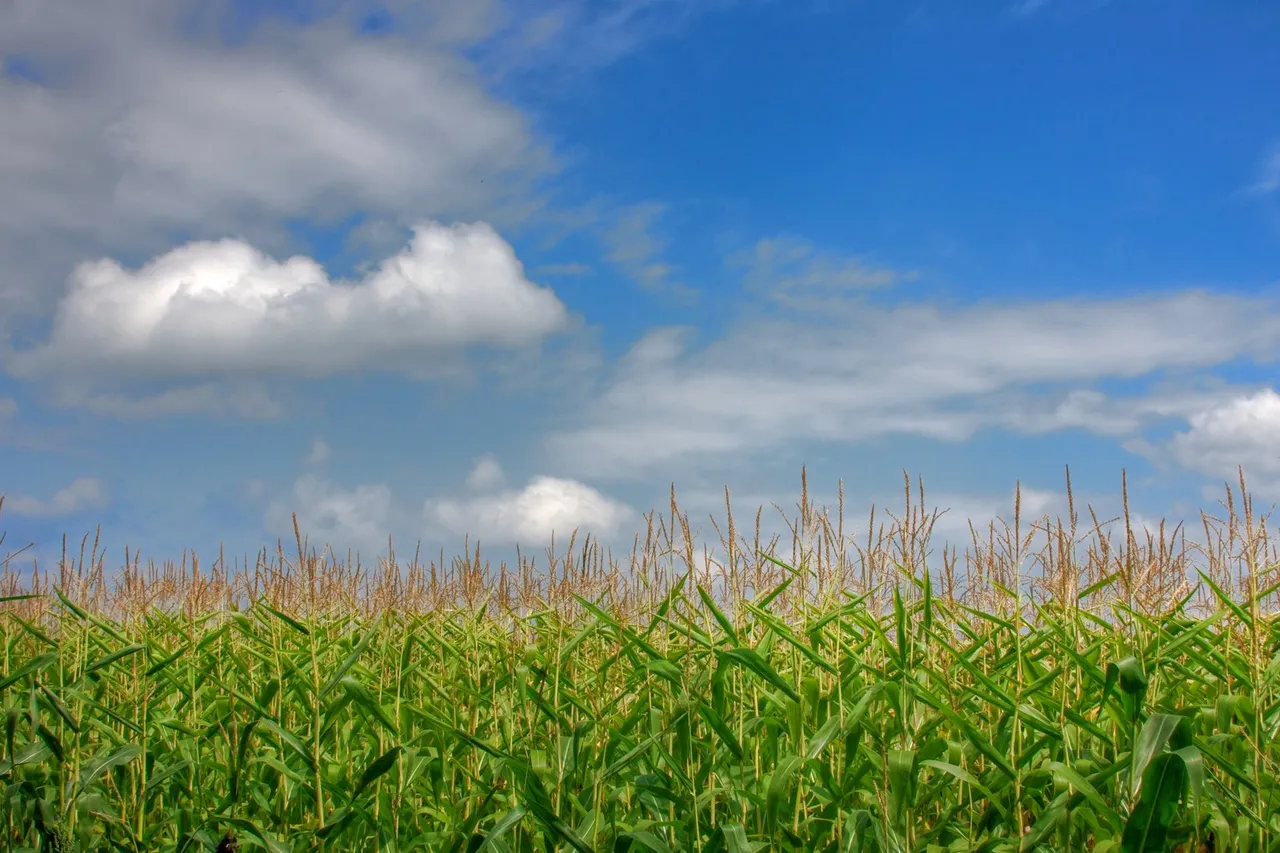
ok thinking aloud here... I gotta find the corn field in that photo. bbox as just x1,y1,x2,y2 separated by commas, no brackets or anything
1,467,1278,852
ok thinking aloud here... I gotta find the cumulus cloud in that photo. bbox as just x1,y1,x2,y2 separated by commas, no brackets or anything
3,477,109,518
1167,389,1280,494
425,475,635,546
546,289,1280,479
266,473,393,556
0,0,551,321
7,221,571,397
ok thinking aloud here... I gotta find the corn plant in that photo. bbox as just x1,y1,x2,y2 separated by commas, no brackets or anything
0,467,1277,851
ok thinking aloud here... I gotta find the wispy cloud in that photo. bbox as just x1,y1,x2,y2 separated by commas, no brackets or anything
1243,143,1280,197
51,382,285,420
306,439,331,466
1010,0,1052,17
731,235,913,310
534,262,593,276
1008,0,1115,19
266,473,394,558
3,477,109,518
546,288,1280,482
477,0,751,80
602,202,697,303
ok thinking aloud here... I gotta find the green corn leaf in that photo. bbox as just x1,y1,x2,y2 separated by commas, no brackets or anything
717,647,800,702
476,806,528,852
0,652,57,694
1131,713,1191,799
351,744,402,800
1121,753,1187,853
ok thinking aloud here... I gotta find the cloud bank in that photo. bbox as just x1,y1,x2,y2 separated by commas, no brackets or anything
0,0,550,319
548,289,1280,480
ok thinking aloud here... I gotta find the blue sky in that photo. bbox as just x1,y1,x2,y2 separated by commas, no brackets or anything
1,0,1279,579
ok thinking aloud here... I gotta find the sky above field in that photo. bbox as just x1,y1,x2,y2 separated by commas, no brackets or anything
2,0,1279,578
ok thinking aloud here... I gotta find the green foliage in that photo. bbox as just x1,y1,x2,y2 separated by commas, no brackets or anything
0,563,1276,853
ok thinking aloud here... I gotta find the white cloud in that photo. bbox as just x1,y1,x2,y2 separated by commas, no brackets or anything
0,0,551,322
3,477,109,518
100,38,543,227
1245,144,1280,197
7,222,572,402
425,475,635,546
1168,389,1280,495
547,289,1280,479
306,439,331,466
985,383,1258,437
266,473,393,556
466,454,507,491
